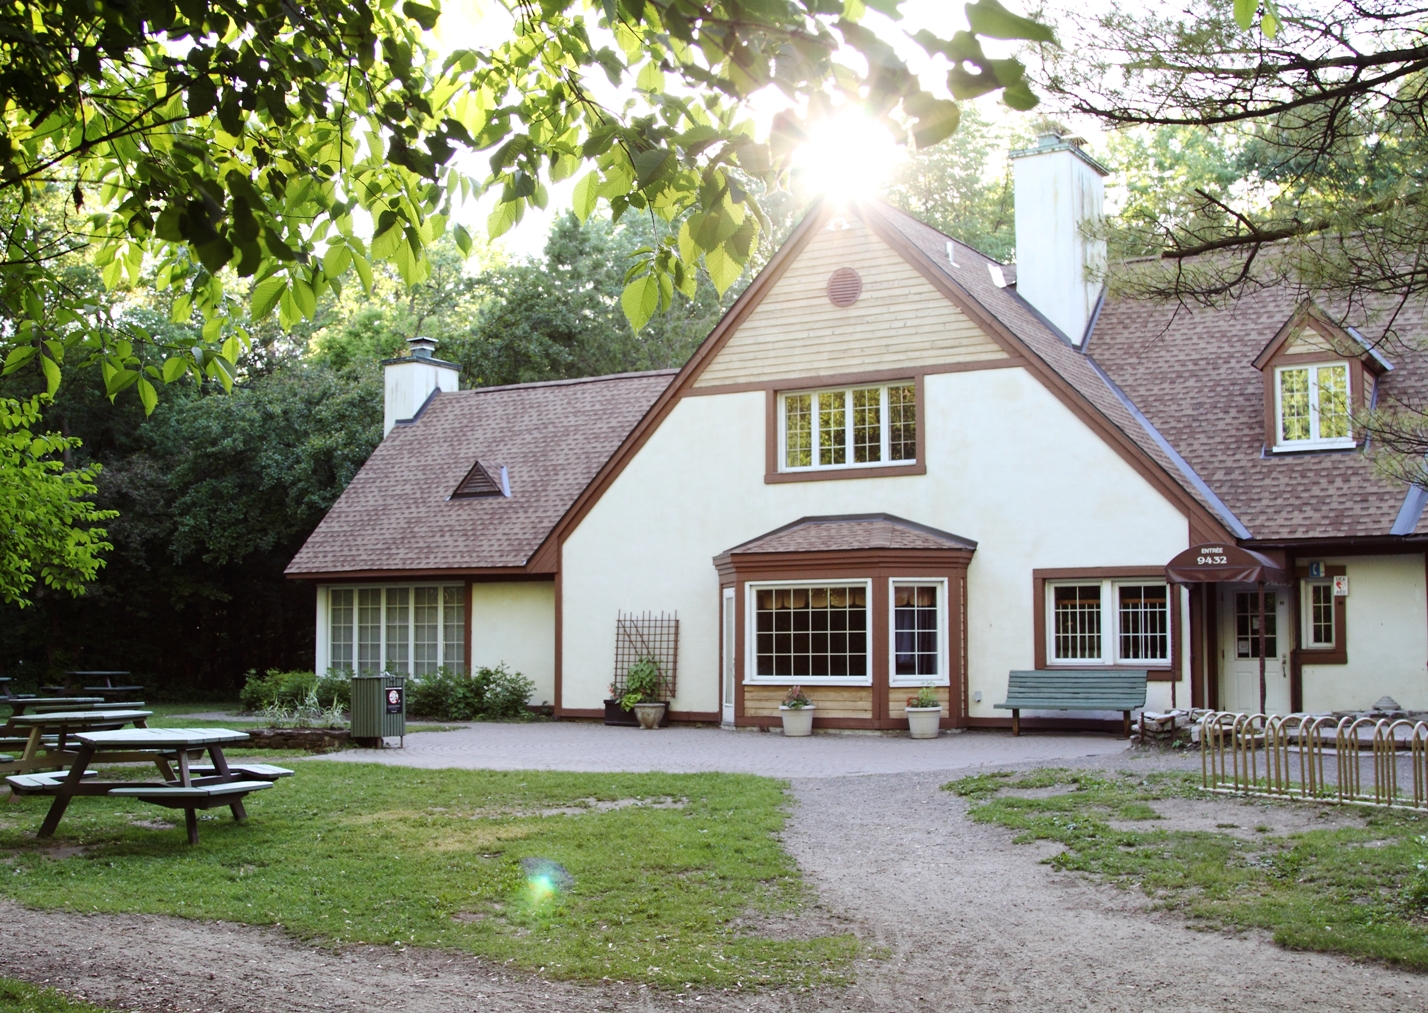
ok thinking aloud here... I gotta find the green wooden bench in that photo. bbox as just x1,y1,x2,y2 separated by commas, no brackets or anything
995,670,1148,737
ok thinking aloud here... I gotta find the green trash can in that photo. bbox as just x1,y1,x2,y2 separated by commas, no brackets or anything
351,674,406,748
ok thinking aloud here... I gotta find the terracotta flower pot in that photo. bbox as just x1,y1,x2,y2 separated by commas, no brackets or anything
779,704,815,737
633,701,667,729
905,705,943,739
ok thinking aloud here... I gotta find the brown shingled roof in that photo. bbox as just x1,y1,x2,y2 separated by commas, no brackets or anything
285,370,675,577
1089,286,1428,541
719,514,977,558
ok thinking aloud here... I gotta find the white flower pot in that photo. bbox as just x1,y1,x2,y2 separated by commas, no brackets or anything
905,705,943,739
779,704,815,737
633,702,667,729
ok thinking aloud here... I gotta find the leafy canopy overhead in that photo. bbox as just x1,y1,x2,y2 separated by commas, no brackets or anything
1,0,1055,406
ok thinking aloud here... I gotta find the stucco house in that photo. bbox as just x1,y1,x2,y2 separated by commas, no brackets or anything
286,133,1428,731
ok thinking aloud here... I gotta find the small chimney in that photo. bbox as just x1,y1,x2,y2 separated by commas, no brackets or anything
1009,132,1108,345
383,336,459,436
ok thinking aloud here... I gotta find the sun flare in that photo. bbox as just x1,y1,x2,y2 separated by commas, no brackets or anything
791,113,902,199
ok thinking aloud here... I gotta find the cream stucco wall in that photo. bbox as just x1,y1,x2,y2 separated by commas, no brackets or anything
470,581,557,706
559,367,1193,717
1301,555,1428,712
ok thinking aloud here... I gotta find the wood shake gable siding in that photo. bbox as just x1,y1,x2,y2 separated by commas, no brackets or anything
692,215,1007,388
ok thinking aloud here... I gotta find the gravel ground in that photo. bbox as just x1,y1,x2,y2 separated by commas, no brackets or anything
2,744,1424,1011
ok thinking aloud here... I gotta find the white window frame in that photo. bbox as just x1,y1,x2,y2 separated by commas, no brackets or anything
325,583,465,675
777,382,916,472
744,579,874,686
1273,362,1354,451
1045,579,1171,667
887,578,950,688
1301,579,1336,649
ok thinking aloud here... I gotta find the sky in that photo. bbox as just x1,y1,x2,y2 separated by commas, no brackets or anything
426,0,1103,260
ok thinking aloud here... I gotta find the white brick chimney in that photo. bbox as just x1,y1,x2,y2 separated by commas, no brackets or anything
1009,133,1108,345
383,336,459,436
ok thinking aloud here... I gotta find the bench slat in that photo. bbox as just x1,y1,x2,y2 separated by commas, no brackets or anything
109,780,274,801
997,670,1148,711
186,763,293,779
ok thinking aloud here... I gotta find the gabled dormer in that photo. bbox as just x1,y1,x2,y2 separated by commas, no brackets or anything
1252,308,1394,453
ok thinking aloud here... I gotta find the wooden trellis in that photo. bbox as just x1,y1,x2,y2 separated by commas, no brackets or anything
612,612,679,701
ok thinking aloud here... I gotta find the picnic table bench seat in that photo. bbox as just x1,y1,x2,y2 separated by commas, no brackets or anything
995,669,1148,737
186,763,293,780
7,770,99,793
108,780,274,806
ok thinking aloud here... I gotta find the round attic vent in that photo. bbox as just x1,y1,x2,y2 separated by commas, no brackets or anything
826,267,862,307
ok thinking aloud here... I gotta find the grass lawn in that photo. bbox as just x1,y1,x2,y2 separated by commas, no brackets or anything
0,978,109,1013
0,763,856,989
948,768,1428,970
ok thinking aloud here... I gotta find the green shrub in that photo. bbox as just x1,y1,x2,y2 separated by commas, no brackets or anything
239,669,349,711
407,665,535,721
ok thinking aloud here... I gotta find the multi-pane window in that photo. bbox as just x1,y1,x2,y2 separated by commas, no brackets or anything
753,584,868,679
1117,585,1169,661
413,587,440,675
1304,581,1334,648
330,589,354,669
1277,363,1352,447
1053,585,1102,660
1234,591,1277,659
329,585,465,675
781,383,916,471
893,584,940,680
1049,580,1171,665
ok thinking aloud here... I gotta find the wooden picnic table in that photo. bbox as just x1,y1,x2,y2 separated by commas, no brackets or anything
3,697,106,716
7,727,287,845
0,709,153,778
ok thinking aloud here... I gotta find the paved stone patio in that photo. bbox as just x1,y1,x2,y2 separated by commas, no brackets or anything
316,721,1131,777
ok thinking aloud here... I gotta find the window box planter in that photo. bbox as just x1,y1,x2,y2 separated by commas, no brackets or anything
779,704,815,737
905,706,942,739
633,701,668,730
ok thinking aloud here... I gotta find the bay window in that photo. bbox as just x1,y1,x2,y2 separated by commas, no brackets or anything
328,585,465,675
749,582,869,682
780,382,916,471
890,580,948,686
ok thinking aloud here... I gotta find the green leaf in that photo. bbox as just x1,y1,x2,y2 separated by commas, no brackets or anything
488,199,524,239
1261,3,1280,36
251,276,286,319
137,377,158,416
353,254,374,292
1001,80,1039,110
621,273,660,330
573,171,600,222
403,1,440,29
964,0,1057,43
39,353,61,396
1233,0,1257,29
633,148,674,188
905,95,962,148
2,345,36,374
161,357,188,383
704,243,742,295
292,277,318,319
453,224,473,256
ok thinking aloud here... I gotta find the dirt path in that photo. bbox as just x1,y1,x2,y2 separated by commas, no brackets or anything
2,757,1423,1011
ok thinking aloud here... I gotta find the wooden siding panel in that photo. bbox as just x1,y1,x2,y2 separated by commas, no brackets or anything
1284,328,1338,355
743,684,873,718
887,685,950,717
694,217,1007,387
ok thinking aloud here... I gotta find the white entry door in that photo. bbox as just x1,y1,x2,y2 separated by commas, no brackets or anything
1219,585,1291,715
722,588,736,727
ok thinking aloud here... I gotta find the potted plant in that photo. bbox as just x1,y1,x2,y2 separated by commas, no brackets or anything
620,656,667,729
905,684,943,739
779,686,815,736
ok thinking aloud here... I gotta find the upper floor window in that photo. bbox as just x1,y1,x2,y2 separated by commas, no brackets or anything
1275,363,1352,449
781,383,915,471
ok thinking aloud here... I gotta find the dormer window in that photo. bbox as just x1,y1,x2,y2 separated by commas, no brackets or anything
1275,363,1352,449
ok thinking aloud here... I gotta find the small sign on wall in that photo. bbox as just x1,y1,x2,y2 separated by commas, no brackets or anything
1308,561,1325,578
1333,575,1349,597
386,687,404,714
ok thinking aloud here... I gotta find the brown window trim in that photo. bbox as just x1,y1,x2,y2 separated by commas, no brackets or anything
1032,567,1179,677
720,546,973,730
1293,564,1348,665
765,373,927,484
